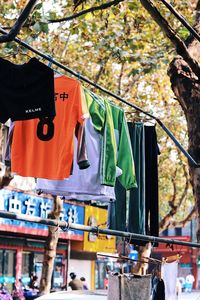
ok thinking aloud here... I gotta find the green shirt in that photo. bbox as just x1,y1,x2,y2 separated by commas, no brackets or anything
84,88,136,189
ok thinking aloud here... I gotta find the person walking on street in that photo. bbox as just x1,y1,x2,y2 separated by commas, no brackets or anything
68,272,83,290
185,273,195,293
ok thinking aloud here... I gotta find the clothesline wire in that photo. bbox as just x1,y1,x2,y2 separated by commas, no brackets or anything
97,253,160,265
0,211,200,249
0,26,199,168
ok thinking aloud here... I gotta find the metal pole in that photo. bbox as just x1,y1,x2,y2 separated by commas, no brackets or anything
0,27,199,168
0,211,199,248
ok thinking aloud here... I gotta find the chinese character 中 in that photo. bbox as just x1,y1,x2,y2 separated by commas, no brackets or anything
8,194,22,214
60,92,68,101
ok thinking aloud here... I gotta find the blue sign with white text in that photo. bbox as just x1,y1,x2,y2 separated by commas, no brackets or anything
0,188,84,236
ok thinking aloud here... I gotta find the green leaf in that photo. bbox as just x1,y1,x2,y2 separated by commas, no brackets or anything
32,22,41,33
40,22,49,33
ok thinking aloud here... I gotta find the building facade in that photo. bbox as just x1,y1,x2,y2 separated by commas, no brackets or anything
0,187,116,292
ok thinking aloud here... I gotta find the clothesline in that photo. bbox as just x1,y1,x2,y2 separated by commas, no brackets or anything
0,210,199,249
0,26,199,168
97,253,161,265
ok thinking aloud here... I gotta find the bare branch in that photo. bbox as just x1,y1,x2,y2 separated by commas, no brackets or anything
197,0,200,11
159,162,189,231
140,0,200,78
177,162,189,206
0,0,38,43
184,3,200,60
48,0,124,23
169,169,177,207
159,202,177,231
117,61,125,96
94,58,109,85
169,207,196,228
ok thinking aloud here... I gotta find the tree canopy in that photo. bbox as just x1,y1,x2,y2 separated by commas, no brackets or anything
0,0,197,231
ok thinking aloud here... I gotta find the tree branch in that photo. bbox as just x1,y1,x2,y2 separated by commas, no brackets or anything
140,0,200,78
169,169,177,208
94,57,109,85
177,162,189,206
48,0,124,23
159,161,190,231
184,3,200,60
118,61,125,95
0,0,38,43
169,207,196,228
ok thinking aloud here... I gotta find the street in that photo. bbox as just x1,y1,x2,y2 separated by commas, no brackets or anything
178,291,200,300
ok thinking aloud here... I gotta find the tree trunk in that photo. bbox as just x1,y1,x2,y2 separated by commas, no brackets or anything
167,2,200,240
39,196,63,294
168,55,200,241
140,0,200,240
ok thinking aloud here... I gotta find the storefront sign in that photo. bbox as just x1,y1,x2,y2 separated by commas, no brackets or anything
83,206,116,253
0,187,84,240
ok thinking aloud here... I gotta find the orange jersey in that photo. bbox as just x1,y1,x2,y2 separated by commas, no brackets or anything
11,75,88,180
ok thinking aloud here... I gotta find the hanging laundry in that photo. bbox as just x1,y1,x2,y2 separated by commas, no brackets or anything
0,57,55,123
36,89,137,202
36,117,119,201
108,122,145,233
36,88,119,200
144,125,160,242
108,123,160,246
161,261,178,300
128,122,145,235
108,180,127,231
151,278,165,300
107,103,137,189
107,273,151,300
10,75,89,180
84,88,118,187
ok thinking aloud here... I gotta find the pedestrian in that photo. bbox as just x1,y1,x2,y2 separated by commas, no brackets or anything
68,272,83,290
80,277,88,290
185,273,195,293
29,275,39,290
151,268,165,300
24,275,39,300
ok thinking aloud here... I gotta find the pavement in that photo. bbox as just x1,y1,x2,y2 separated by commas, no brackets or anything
178,290,200,300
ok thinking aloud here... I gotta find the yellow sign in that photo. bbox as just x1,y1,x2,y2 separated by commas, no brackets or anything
83,206,116,253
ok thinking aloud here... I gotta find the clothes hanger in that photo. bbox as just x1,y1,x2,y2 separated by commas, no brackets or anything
162,254,182,263
132,111,156,125
46,55,62,75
